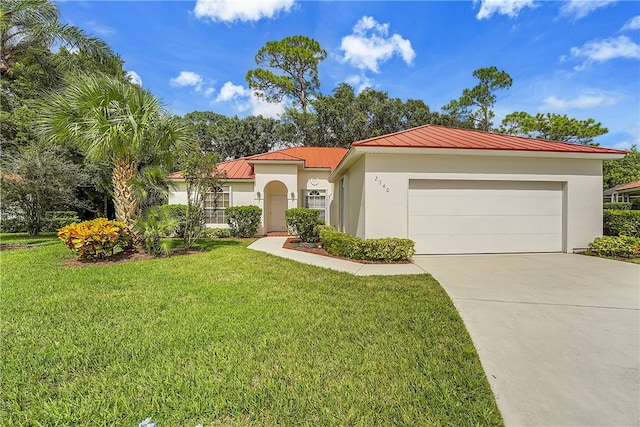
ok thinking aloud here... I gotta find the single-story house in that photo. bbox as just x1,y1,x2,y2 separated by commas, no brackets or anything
603,180,640,203
168,125,627,255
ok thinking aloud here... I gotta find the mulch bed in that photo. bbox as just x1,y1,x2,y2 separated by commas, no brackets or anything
62,246,205,268
0,243,38,251
282,238,411,264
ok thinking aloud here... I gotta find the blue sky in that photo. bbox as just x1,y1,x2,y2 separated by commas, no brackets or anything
57,0,640,149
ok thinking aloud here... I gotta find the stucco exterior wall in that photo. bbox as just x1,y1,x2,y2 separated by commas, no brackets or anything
338,156,366,238
355,153,603,253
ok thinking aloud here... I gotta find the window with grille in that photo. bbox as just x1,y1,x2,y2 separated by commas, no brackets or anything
304,189,326,221
204,186,230,224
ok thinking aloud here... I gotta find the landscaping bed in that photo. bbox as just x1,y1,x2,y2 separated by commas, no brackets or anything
283,237,412,264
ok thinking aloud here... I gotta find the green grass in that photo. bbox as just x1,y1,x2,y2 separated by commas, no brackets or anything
1,236,503,426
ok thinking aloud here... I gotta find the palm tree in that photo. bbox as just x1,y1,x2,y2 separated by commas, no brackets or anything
1,0,113,75
39,75,187,234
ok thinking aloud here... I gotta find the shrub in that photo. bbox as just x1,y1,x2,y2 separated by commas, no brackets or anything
603,209,640,237
226,206,262,237
319,226,415,262
158,204,188,237
58,218,132,261
136,207,178,256
632,198,640,210
588,235,640,258
201,227,232,238
0,211,79,233
285,208,324,243
603,202,632,210
0,217,26,233
42,211,80,232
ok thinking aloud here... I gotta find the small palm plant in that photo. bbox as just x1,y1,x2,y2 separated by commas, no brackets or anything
135,206,178,256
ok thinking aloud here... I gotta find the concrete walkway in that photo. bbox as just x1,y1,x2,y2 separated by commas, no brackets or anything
248,236,427,276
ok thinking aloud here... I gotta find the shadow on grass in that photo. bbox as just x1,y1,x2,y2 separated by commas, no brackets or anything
165,238,253,252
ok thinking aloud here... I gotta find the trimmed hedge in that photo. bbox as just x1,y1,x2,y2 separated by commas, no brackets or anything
285,208,324,243
318,226,415,262
603,209,640,237
201,227,232,238
588,235,640,258
0,211,79,234
603,202,632,210
226,205,262,237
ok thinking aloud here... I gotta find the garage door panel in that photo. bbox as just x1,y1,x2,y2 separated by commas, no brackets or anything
408,180,563,254
409,215,563,235
408,194,561,216
411,233,562,255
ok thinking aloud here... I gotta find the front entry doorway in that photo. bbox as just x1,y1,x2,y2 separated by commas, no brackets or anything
265,181,288,232
269,195,287,232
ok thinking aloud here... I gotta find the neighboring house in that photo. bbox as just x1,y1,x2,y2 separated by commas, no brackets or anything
168,147,347,234
603,181,640,203
168,125,626,255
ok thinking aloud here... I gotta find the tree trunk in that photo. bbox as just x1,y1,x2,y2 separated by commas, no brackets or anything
112,160,140,238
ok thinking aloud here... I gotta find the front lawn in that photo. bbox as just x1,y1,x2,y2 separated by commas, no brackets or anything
1,236,502,426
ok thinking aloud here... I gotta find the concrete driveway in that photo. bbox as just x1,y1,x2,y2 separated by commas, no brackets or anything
412,253,640,427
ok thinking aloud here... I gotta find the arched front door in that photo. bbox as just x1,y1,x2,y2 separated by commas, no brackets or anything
264,181,288,232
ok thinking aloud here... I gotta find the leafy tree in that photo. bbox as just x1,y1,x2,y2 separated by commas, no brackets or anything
246,35,327,114
180,149,223,248
182,112,282,160
442,66,512,131
310,83,441,147
499,112,608,145
603,146,640,189
39,75,187,234
0,146,87,235
0,0,113,76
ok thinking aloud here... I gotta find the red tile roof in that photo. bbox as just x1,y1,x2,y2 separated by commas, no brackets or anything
353,125,628,154
168,147,348,180
615,180,640,191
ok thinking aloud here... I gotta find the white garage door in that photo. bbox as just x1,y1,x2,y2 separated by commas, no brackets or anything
408,180,563,254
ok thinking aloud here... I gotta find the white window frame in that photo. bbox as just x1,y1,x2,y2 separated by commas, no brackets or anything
303,189,326,221
204,186,230,224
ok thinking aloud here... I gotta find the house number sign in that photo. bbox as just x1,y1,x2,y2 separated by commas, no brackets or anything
374,176,390,192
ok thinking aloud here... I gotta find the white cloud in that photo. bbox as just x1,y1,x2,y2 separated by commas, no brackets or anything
126,71,143,86
213,81,286,118
560,0,616,19
170,71,208,93
339,16,415,73
621,15,640,31
193,0,295,23
215,81,248,102
541,93,617,110
611,140,632,150
474,0,536,20
345,74,374,94
568,36,640,70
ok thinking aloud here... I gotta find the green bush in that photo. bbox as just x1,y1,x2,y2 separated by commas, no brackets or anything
42,211,80,232
285,208,324,243
0,211,79,233
588,235,640,258
319,226,415,262
58,218,132,261
201,227,232,238
603,209,640,237
632,198,640,210
226,205,262,237
0,217,26,233
136,207,178,256
158,204,188,237
603,202,632,210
